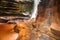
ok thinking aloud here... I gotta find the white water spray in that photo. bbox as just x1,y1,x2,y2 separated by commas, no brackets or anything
30,0,41,20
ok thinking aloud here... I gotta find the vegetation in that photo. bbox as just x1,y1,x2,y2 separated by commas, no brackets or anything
0,0,33,15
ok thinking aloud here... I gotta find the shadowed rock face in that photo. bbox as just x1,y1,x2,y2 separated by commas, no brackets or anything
40,0,50,7
36,0,60,40
0,19,9,23
52,0,60,24
37,0,60,23
36,0,52,23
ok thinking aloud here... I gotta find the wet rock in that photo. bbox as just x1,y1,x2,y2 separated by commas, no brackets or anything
0,18,8,23
40,34,52,40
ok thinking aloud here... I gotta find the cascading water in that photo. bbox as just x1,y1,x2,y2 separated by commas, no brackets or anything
30,0,41,20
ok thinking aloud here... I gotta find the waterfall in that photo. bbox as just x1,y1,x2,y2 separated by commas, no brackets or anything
30,0,41,20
